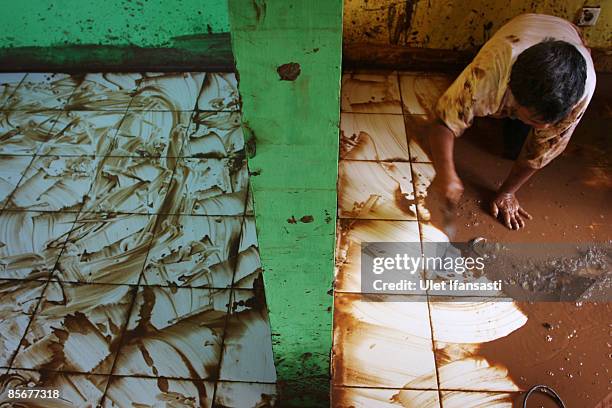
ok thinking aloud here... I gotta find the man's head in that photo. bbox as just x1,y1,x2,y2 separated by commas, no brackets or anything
509,39,587,127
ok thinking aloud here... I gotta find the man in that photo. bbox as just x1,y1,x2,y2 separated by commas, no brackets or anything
429,13,596,230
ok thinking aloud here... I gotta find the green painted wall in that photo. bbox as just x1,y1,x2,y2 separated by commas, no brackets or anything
0,1,233,71
228,0,342,405
0,0,229,47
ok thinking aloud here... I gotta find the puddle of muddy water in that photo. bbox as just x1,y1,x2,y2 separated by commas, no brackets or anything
413,108,611,406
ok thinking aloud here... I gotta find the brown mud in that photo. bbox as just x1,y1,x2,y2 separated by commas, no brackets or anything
419,77,611,407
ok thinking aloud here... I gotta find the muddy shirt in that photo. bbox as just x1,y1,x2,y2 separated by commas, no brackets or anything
435,13,596,169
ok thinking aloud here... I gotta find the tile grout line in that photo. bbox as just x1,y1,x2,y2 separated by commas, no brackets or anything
398,70,445,408
211,104,254,405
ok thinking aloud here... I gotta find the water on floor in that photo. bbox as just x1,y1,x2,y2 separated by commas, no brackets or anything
0,72,276,407
333,71,611,407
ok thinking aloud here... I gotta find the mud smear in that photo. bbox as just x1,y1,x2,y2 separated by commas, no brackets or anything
415,83,611,405
277,62,301,81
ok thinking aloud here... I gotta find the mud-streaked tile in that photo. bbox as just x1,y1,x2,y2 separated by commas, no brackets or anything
441,391,517,408
84,156,177,214
129,72,206,111
338,160,417,220
109,110,191,157
245,183,254,216
112,286,230,379
182,111,244,158
411,162,437,223
7,155,98,212
170,157,248,216
12,282,136,374
56,213,156,285
102,376,214,408
65,73,142,111
404,114,434,163
335,219,421,293
0,280,46,366
399,74,452,115
0,73,26,108
0,369,108,406
0,155,34,207
429,299,527,393
341,73,402,114
219,290,276,382
0,211,78,280
233,217,262,289
332,386,441,408
141,215,243,288
0,110,62,155
340,113,409,161
197,73,240,111
332,293,436,388
214,381,277,408
36,110,127,157
4,73,79,111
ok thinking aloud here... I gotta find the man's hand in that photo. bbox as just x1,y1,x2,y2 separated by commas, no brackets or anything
434,171,464,206
491,192,532,230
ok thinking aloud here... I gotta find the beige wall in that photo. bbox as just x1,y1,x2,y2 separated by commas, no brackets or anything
344,0,612,50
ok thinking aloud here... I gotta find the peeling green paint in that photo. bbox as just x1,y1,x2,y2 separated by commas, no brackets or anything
228,0,342,405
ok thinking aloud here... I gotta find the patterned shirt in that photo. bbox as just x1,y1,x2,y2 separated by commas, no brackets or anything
435,13,597,169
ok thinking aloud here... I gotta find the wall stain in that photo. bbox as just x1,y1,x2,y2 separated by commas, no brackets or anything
277,62,301,81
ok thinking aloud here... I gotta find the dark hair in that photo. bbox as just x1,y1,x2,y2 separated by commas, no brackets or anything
509,39,587,124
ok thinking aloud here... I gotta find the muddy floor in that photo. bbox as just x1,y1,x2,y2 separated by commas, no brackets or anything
421,76,611,407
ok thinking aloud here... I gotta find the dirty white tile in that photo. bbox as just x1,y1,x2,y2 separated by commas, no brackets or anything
183,111,244,158
0,110,62,155
102,376,214,408
340,113,409,161
0,211,78,280
333,387,441,408
233,217,262,289
141,215,243,288
36,110,126,156
12,282,135,374
66,73,142,111
56,213,156,285
214,381,277,408
197,73,240,111
7,155,97,212
109,109,191,157
112,286,230,379
170,157,248,216
5,73,79,111
338,160,417,220
219,290,276,382
0,73,26,108
130,72,206,111
335,219,421,293
83,156,176,214
342,72,402,114
0,155,34,207
0,280,46,366
332,293,436,389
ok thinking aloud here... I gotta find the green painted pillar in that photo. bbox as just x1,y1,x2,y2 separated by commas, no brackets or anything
228,0,343,405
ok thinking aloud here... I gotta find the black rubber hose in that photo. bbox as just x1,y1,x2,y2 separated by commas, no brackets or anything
523,385,567,408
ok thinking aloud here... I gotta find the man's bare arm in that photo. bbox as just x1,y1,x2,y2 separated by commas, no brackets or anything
428,120,464,205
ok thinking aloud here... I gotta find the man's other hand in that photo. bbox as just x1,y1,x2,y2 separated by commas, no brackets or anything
434,171,464,206
491,192,533,230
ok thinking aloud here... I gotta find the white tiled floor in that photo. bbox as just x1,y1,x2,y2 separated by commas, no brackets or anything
0,72,276,407
333,71,534,408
